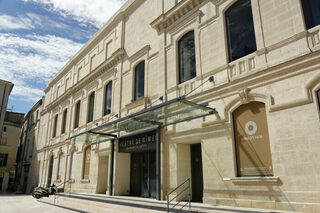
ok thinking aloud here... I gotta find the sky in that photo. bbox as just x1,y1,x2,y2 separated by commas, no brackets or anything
0,0,126,114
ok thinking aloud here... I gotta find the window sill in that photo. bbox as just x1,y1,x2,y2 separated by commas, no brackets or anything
68,179,75,183
80,179,90,183
225,176,281,185
55,179,62,183
124,97,149,111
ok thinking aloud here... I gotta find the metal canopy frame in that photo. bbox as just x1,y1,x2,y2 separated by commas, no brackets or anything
68,96,217,145
66,96,217,200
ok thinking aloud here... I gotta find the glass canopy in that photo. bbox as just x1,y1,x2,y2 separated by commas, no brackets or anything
69,96,217,145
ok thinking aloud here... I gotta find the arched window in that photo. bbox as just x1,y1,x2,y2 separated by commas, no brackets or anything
178,31,196,84
70,150,76,180
134,61,145,100
87,92,95,123
57,153,63,180
47,155,54,187
74,101,81,129
83,146,91,179
233,102,273,176
52,114,58,138
226,0,257,62
301,0,320,29
104,81,113,116
61,108,67,134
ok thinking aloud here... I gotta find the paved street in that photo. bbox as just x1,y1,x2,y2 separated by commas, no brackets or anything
0,193,75,213
0,193,296,213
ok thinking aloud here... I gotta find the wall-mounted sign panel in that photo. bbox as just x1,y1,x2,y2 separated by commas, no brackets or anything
118,131,156,153
233,102,273,176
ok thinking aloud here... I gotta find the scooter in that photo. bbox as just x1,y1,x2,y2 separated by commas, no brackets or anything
32,184,56,199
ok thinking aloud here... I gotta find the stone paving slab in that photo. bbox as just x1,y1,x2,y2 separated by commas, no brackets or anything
0,193,298,213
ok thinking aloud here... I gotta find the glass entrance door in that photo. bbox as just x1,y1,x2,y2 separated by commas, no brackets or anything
130,151,156,198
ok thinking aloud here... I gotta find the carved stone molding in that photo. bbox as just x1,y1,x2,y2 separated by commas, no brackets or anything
151,0,204,34
238,88,250,104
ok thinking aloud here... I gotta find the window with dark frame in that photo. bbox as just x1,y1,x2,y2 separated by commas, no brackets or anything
87,92,95,123
178,31,196,84
3,126,6,132
52,114,58,138
134,61,145,101
301,0,320,30
104,81,113,116
0,153,8,167
74,101,81,129
225,0,257,62
61,109,68,134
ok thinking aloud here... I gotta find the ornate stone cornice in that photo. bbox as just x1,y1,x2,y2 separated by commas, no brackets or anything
150,0,204,34
42,48,124,115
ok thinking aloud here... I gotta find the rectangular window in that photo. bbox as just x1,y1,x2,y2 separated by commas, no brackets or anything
87,92,95,123
74,101,81,129
52,114,58,138
3,126,6,132
301,0,320,29
226,0,257,62
57,154,63,180
104,82,112,116
317,89,320,110
61,109,68,134
70,151,76,179
134,61,145,101
0,153,8,167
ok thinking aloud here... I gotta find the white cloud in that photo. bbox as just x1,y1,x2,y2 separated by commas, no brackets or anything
0,33,83,102
0,14,35,30
23,0,126,27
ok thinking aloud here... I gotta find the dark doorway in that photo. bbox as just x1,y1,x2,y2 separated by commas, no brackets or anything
190,143,203,202
47,156,54,187
130,151,156,198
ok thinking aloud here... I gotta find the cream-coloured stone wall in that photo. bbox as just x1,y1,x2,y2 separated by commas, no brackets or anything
36,0,320,212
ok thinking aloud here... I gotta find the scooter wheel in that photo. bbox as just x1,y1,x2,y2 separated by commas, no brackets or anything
35,194,41,199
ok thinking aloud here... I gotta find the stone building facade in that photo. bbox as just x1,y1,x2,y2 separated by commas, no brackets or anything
0,111,24,192
36,0,320,212
15,100,42,193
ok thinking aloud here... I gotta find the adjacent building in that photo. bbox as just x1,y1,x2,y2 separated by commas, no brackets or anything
35,0,320,212
15,100,42,193
0,111,24,192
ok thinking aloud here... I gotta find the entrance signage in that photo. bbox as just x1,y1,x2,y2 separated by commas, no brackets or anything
233,102,273,176
118,131,156,153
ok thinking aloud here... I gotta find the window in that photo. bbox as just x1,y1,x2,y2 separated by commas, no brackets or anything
52,114,58,138
83,146,91,179
57,153,63,180
29,137,35,158
0,153,8,167
233,102,273,176
74,101,81,129
0,137,7,145
36,110,39,122
70,151,76,180
3,126,6,132
87,92,95,123
61,109,68,134
226,0,257,62
134,61,145,101
104,81,113,116
301,0,320,29
178,31,196,84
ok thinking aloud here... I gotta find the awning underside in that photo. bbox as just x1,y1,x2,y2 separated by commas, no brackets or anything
70,97,217,145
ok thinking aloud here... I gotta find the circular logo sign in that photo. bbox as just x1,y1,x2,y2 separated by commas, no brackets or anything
245,121,257,135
